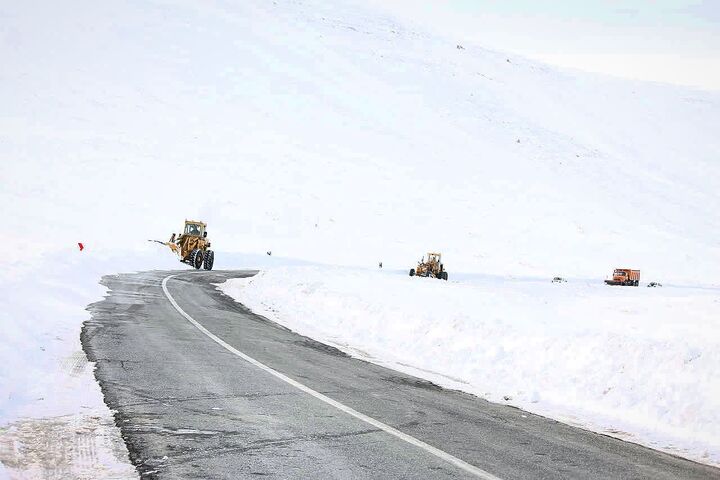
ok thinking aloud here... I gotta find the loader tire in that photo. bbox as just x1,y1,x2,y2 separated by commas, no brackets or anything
190,249,204,269
409,268,415,277
203,250,215,270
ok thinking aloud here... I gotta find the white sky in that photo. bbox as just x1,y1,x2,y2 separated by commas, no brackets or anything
371,0,720,91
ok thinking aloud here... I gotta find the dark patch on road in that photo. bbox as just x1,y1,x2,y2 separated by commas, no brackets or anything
293,338,350,358
384,375,443,391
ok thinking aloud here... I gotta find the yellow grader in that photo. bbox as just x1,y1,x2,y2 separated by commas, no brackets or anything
155,220,215,270
409,252,448,280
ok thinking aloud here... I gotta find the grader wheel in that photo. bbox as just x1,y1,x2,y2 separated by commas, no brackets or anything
190,249,204,269
203,250,215,270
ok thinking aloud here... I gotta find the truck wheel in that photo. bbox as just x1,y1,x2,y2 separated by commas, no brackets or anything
203,250,214,270
409,268,415,276
190,249,204,269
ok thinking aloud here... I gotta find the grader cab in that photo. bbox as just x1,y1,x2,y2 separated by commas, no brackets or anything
409,252,448,280
164,220,215,270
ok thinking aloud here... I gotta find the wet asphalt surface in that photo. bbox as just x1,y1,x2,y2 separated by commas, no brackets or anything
82,270,720,480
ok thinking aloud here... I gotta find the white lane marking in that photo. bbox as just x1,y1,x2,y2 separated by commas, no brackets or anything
161,274,501,480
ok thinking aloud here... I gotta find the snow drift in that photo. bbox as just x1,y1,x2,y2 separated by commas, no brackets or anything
221,267,720,466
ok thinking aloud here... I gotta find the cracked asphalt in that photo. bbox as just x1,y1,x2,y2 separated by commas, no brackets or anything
82,270,720,479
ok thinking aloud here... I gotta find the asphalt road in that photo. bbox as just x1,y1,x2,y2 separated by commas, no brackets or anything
82,270,720,480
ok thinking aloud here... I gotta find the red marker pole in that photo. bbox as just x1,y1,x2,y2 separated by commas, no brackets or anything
78,242,84,251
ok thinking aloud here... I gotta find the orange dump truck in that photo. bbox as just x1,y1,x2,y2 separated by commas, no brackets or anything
605,268,640,286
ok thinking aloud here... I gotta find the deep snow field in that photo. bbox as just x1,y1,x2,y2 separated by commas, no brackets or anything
3,0,720,282
1,0,719,476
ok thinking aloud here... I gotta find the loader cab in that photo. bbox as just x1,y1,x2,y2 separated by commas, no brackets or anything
184,221,206,238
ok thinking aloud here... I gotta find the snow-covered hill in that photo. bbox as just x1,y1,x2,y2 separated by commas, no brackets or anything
3,0,719,282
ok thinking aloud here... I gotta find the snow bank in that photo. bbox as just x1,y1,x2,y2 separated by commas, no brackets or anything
0,247,176,422
220,266,720,466
0,246,184,479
